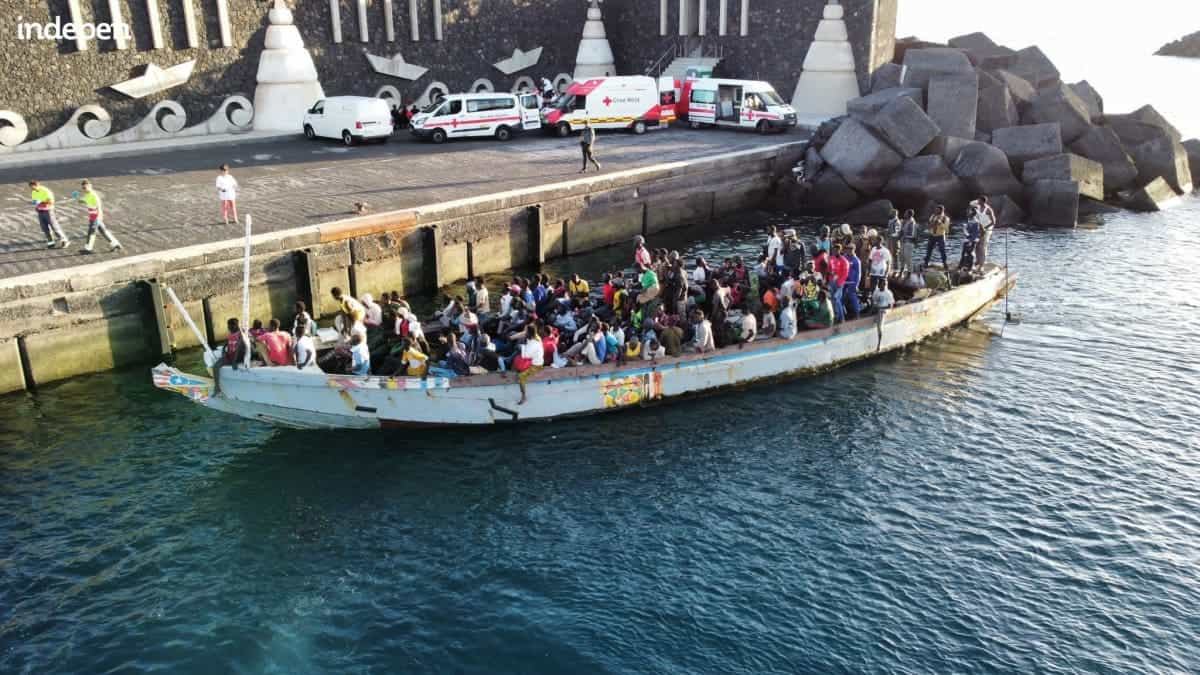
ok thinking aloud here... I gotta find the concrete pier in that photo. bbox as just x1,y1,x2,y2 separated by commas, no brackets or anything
0,138,804,394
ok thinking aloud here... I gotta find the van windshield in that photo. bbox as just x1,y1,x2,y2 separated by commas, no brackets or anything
759,89,785,106
553,94,586,112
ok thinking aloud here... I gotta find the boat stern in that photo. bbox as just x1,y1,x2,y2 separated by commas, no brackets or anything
151,364,216,404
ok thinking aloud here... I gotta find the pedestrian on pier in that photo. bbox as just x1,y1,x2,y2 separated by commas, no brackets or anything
28,180,69,249
216,164,239,226
580,119,601,173
72,180,122,254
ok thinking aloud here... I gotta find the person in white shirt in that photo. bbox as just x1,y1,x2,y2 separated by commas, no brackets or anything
740,311,758,343
765,226,783,271
778,297,798,339
215,164,239,225
516,324,545,405
692,258,709,286
780,271,797,305
867,239,893,290
872,280,895,310
760,309,777,338
473,277,490,314
291,322,320,371
361,293,383,328
642,338,665,360
689,309,715,353
974,195,997,267
349,333,371,375
291,300,318,339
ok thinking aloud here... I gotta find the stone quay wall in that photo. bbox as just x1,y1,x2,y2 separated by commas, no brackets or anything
0,141,804,395
0,0,894,141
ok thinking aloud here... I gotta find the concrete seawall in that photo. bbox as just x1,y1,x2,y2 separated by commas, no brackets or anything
0,142,804,395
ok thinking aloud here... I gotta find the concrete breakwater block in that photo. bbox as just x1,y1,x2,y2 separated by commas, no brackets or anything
870,96,941,158
883,155,968,212
948,32,1018,70
901,48,975,90
839,199,896,225
950,141,1024,200
1069,81,1104,123
1070,126,1139,192
1110,104,1183,142
992,123,1063,171
990,194,1026,225
1008,45,1061,89
1117,127,1195,195
977,81,1019,133
819,118,905,193
1120,177,1180,212
922,135,975,166
1021,153,1105,201
805,168,863,213
1183,139,1200,189
1023,84,1094,144
927,72,979,140
870,63,903,93
847,88,925,122
988,69,1038,109
1028,179,1080,227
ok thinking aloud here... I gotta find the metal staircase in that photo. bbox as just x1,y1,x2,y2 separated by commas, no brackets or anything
646,39,724,79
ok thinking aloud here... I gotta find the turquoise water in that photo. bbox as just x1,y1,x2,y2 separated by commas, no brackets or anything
2,198,1200,673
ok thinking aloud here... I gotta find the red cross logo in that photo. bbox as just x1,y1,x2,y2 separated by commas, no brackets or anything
603,96,613,106
745,110,755,120
450,118,459,128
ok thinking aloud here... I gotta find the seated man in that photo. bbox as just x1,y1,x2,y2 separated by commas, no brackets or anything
256,318,294,366
872,280,895,310
688,309,715,353
805,290,835,329
349,333,371,375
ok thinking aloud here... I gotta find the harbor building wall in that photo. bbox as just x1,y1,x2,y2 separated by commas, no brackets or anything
0,141,804,394
0,0,895,141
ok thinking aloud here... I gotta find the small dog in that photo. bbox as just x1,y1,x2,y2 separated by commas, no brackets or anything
353,201,369,215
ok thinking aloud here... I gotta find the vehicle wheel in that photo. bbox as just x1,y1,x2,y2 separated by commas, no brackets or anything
431,128,447,144
756,120,769,135
689,121,702,130
555,122,571,138
342,130,355,145
495,126,512,142
303,125,315,140
632,120,647,135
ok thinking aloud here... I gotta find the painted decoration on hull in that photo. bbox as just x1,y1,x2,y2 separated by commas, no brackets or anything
152,365,213,401
601,372,663,408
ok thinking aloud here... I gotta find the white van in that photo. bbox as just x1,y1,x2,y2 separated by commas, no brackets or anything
677,78,797,133
542,76,677,137
302,96,394,145
410,92,542,143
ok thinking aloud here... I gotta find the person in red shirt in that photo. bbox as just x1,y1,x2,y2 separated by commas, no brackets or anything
540,323,559,364
602,273,617,308
257,318,295,366
827,244,849,324
812,248,829,279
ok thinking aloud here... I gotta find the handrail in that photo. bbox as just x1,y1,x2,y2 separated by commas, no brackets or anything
645,40,679,77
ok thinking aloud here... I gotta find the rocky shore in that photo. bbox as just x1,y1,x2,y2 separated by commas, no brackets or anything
1156,31,1200,59
787,33,1199,227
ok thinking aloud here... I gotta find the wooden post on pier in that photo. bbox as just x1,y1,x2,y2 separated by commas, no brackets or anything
145,280,174,358
529,204,545,266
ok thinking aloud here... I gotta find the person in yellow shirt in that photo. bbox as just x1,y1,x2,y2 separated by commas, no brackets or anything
330,287,366,337
924,204,951,269
567,273,590,305
401,340,429,377
29,180,69,249
72,179,122,254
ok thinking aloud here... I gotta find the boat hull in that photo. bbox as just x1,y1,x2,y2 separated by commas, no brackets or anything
153,267,1014,429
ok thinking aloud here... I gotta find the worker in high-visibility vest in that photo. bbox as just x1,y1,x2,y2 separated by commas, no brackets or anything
71,179,122,254
28,180,70,249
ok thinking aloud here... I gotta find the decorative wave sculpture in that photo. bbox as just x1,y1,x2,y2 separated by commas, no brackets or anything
0,96,255,154
374,85,403,110
552,73,574,93
111,100,187,142
0,110,29,147
510,76,536,93
469,78,495,93
414,81,450,109
176,95,255,136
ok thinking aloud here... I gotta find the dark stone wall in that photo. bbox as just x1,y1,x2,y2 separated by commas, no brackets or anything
0,0,895,142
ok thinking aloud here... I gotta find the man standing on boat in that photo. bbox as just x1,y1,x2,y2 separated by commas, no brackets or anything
828,243,849,324
974,196,997,267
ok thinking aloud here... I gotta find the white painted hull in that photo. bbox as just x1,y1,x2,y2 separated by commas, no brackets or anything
153,268,1013,429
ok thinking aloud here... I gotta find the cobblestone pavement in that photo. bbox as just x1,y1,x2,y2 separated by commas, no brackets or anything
0,129,794,279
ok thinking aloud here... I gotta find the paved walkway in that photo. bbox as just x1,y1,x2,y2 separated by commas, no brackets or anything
0,129,793,279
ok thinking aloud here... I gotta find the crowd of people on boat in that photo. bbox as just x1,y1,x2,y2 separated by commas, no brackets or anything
217,194,999,404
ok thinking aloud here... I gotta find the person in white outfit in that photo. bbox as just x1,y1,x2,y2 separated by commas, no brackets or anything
216,164,239,225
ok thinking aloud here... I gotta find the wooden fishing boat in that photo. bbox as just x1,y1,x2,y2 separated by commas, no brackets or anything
151,265,1015,429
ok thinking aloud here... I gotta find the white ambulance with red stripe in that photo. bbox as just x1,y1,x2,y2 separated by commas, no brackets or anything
542,76,677,137
676,78,797,133
410,92,542,143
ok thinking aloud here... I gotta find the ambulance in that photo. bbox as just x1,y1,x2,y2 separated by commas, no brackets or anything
542,76,677,137
676,78,797,133
410,91,542,143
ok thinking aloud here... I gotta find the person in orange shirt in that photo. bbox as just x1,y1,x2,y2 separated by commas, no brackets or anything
762,285,779,314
